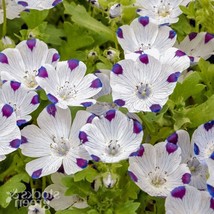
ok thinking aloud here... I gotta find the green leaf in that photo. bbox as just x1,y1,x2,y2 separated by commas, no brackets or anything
115,201,140,214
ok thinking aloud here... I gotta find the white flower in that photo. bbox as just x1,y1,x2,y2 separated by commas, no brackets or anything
35,60,102,109
44,173,88,211
167,130,208,190
28,203,46,214
192,120,214,164
110,53,188,113
0,104,21,159
128,141,191,197
109,3,121,18
21,105,91,178
79,109,143,163
135,0,191,25
175,32,214,64
116,16,177,60
0,80,40,126
16,0,62,10
165,185,214,214
0,38,60,90
0,0,24,24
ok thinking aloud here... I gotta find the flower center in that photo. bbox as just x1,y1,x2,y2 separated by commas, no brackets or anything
139,43,151,51
136,83,151,99
148,167,167,187
106,140,120,156
187,157,202,176
50,136,70,157
154,1,172,18
23,70,38,88
204,143,214,159
57,81,77,100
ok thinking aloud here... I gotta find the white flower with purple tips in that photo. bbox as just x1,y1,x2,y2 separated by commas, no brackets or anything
128,141,191,197
0,38,60,90
167,130,208,190
116,16,176,60
192,120,214,165
110,54,185,113
16,0,62,10
21,105,91,178
176,32,214,63
0,80,40,126
0,104,21,160
36,60,102,109
135,0,191,25
165,185,214,214
79,109,143,163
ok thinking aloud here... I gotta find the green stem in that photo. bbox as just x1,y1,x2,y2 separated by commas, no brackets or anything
2,0,7,37
42,176,46,192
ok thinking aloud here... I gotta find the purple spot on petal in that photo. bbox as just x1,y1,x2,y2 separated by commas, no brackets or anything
21,136,28,144
128,171,138,182
2,104,13,117
38,66,48,78
90,78,102,88
105,109,116,122
91,154,100,162
171,186,186,199
167,132,178,144
139,54,149,64
17,1,28,6
189,56,194,62
46,104,57,117
133,120,142,134
32,169,42,179
43,192,54,201
194,143,200,155
52,53,60,62
130,145,144,157
47,94,58,104
188,32,197,41
167,72,180,83
67,59,79,71
31,95,40,105
138,16,149,27
117,28,123,39
150,104,161,113
210,198,214,210
0,53,8,64
112,63,123,75
79,131,88,144
182,173,191,184
175,50,186,57
26,39,36,51
81,102,93,107
52,0,62,6
114,99,125,107
10,81,21,91
76,158,88,168
87,114,95,123
10,139,21,148
205,33,214,44
204,120,214,131
17,119,27,126
210,152,214,160
207,184,214,198
166,142,178,154
169,30,176,39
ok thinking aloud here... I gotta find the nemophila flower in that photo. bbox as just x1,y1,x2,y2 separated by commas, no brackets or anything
175,32,214,63
165,185,214,214
44,173,88,211
128,142,191,197
0,0,24,24
167,130,207,190
110,54,186,113
36,60,102,109
0,38,60,90
0,104,21,160
135,0,191,25
192,120,214,164
16,0,62,10
116,16,176,60
21,105,91,178
28,203,45,214
0,80,40,126
79,109,143,163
